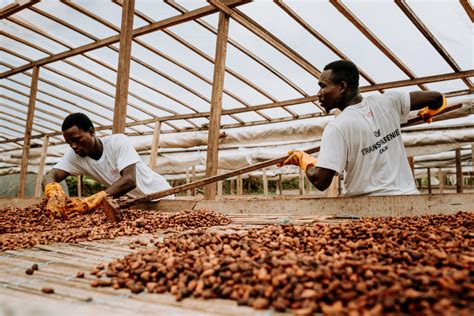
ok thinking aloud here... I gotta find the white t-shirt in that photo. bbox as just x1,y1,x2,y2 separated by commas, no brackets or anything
316,92,418,196
54,134,173,199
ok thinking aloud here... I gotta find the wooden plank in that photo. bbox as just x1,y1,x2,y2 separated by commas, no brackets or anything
427,167,432,194
208,0,321,79
330,0,427,90
0,0,39,19
217,170,223,197
112,0,135,134
0,0,247,79
149,121,162,171
277,174,283,195
236,174,243,195
395,0,472,88
262,168,268,195
204,12,230,200
460,0,474,23
438,169,444,193
455,148,463,193
18,66,40,198
77,175,82,197
298,168,304,195
33,135,49,197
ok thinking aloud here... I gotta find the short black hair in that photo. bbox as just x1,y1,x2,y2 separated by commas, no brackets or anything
62,113,94,132
323,60,360,91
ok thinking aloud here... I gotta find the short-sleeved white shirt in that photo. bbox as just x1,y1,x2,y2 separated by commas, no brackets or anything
54,134,173,199
316,92,418,196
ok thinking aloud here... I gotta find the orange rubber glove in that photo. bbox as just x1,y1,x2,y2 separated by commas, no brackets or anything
417,96,447,123
277,150,317,172
44,182,69,219
65,191,108,218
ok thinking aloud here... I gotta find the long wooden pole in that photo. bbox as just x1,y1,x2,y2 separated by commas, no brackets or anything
149,121,162,170
34,135,49,197
112,0,135,134
262,167,268,195
204,12,230,200
18,66,40,198
455,148,463,193
427,167,431,194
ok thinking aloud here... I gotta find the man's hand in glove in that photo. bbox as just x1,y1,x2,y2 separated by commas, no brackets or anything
64,191,108,218
417,95,447,123
277,150,317,172
44,182,69,219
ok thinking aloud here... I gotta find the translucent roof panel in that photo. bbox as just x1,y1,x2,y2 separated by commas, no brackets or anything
407,0,473,70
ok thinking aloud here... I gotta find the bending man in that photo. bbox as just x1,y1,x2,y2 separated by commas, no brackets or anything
42,113,173,218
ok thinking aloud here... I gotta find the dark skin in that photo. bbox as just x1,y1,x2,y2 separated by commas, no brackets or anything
42,125,137,198
307,69,444,191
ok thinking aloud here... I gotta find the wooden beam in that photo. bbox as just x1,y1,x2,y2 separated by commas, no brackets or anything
77,175,82,197
149,121,162,171
236,174,243,195
262,168,268,195
460,0,474,23
208,0,322,79
277,174,283,195
427,167,432,194
18,66,39,198
0,0,247,79
299,168,304,195
33,135,49,197
330,0,427,90
455,148,463,193
0,0,39,19
191,165,196,196
204,12,230,200
438,169,444,193
395,0,472,88
112,0,135,134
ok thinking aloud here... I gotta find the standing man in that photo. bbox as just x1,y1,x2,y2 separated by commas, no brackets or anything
42,113,173,218
279,60,445,196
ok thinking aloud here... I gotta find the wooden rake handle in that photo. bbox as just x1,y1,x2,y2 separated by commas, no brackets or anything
118,103,463,209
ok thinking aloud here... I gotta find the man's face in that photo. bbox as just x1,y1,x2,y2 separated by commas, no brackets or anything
317,70,343,113
63,126,95,157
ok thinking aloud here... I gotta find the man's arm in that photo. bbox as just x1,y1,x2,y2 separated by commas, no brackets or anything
306,166,336,191
105,163,137,198
42,168,70,191
409,91,443,111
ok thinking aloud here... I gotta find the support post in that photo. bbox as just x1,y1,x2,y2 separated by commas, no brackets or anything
77,175,82,197
299,168,304,195
185,168,191,196
112,0,135,134
34,135,49,197
278,174,283,195
149,120,162,171
236,174,243,195
191,166,196,196
438,169,444,193
305,174,312,194
217,170,223,197
19,66,40,198
262,168,268,196
230,178,235,195
427,167,432,194
455,148,463,193
204,12,229,200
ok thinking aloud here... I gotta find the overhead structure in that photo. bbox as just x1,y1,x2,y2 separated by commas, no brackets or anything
0,0,472,197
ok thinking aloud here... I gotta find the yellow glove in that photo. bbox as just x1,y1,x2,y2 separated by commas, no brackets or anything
417,96,447,123
277,150,317,172
44,182,69,219
65,191,108,218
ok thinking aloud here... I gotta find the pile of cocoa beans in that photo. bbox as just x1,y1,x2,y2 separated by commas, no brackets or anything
0,200,231,251
96,212,473,315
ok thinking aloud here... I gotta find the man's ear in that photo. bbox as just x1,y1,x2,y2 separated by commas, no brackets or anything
339,81,348,94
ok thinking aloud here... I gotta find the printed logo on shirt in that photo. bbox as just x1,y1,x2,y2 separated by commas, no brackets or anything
374,129,381,137
361,128,400,156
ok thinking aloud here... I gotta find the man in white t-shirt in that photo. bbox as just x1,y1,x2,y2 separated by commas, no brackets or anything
42,113,173,205
279,60,446,196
